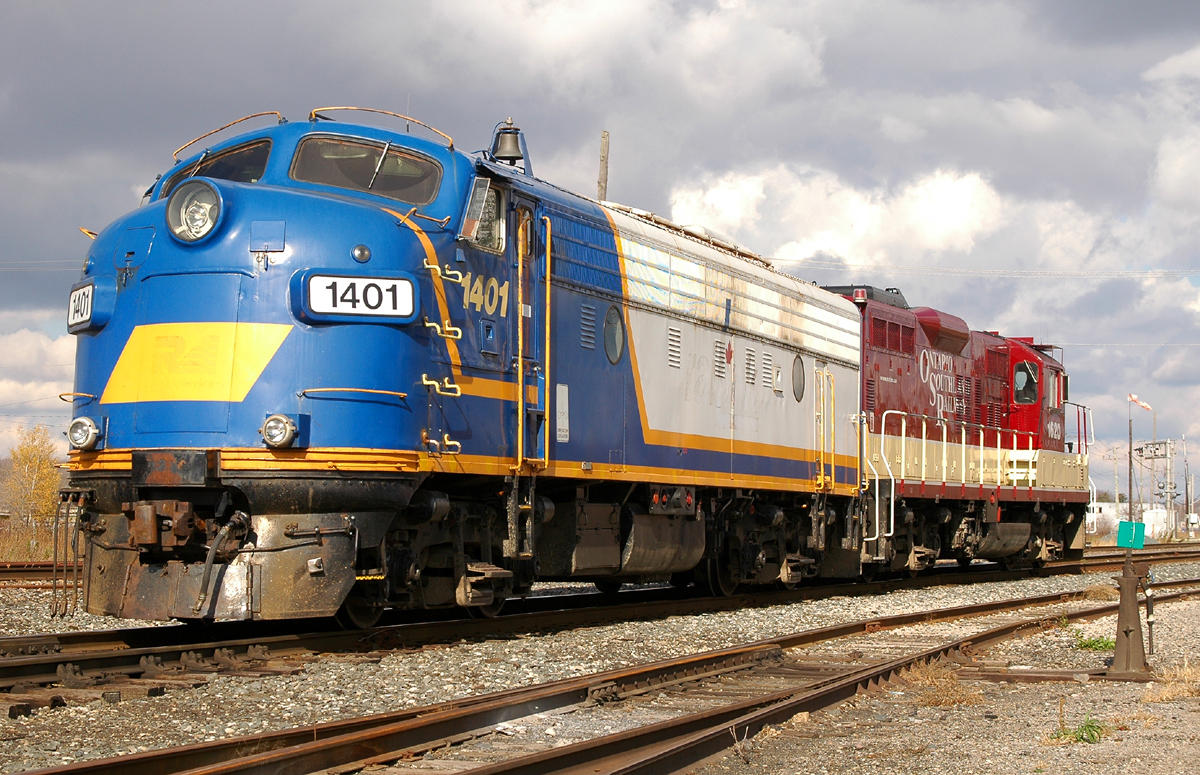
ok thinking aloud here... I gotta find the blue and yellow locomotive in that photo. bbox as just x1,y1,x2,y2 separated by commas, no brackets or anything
62,109,1086,626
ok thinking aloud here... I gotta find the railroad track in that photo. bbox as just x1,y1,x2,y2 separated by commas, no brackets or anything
0,543,1191,584
0,562,79,584
24,575,1200,775
0,546,1196,700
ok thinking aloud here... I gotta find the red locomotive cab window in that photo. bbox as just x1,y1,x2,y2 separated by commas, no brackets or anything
1047,370,1062,408
1013,361,1039,405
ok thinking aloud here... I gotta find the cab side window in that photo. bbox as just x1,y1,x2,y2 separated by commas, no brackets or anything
474,188,504,253
1013,361,1039,405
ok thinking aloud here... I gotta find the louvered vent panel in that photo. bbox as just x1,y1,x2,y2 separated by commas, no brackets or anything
580,304,596,349
760,352,773,386
871,317,888,348
986,348,1008,376
744,348,757,384
714,340,727,379
901,326,915,354
865,378,876,412
667,327,682,369
887,321,901,351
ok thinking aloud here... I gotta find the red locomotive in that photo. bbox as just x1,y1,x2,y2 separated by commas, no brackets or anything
826,285,1089,574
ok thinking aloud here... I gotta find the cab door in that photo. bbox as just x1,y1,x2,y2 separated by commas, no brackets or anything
508,195,550,470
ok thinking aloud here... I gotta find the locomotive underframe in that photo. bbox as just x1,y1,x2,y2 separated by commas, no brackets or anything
69,469,1085,627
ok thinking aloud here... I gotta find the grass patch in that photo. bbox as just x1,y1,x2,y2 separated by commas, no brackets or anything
1050,698,1106,744
902,660,984,707
1142,660,1200,703
1052,714,1104,743
1070,629,1116,651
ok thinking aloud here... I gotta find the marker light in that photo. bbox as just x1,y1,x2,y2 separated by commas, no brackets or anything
67,417,100,450
260,414,296,448
166,179,222,242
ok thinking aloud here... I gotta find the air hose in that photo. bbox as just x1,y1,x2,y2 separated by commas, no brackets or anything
192,511,250,616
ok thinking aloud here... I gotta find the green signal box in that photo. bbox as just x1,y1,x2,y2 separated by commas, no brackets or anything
1117,520,1145,549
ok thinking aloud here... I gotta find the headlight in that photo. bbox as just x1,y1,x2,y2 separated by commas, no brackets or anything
166,179,222,242
260,414,296,449
67,417,100,450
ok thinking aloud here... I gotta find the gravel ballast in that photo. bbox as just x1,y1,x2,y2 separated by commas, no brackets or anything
0,562,1197,772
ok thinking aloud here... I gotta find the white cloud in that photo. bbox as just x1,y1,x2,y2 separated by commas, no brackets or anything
0,330,75,457
670,166,1006,264
1153,129,1200,211
1143,44,1200,81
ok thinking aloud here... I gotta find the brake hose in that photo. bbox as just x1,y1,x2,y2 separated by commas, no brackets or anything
192,511,250,616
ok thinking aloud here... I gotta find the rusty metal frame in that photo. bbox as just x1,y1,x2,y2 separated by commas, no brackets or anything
173,112,284,162
308,107,454,151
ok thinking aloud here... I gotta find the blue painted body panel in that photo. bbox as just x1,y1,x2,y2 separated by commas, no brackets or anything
70,119,850,489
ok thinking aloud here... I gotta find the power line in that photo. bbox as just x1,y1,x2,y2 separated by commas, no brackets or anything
780,258,1200,279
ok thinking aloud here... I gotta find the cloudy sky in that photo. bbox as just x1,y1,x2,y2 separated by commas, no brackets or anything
3,0,1200,501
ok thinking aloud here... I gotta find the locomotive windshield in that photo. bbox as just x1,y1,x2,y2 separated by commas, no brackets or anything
290,136,442,205
160,140,271,199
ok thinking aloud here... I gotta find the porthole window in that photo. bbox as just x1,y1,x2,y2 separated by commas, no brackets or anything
603,306,625,364
792,355,805,402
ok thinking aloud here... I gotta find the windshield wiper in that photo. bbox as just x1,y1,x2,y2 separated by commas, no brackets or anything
187,150,210,179
367,142,392,190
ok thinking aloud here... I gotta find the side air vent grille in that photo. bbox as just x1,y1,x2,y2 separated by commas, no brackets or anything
667,327,682,369
580,304,596,349
714,340,727,379
744,348,756,384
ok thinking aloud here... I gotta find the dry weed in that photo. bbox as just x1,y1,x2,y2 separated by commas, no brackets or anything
0,522,56,561
1082,584,1121,601
902,660,984,707
1109,711,1162,730
1142,660,1200,703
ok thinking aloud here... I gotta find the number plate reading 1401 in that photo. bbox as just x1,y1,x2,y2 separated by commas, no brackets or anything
307,275,415,318
68,284,93,328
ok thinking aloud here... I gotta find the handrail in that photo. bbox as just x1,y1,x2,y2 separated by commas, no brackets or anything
540,215,553,469
877,411,899,538
174,111,284,161
513,211,531,472
420,375,461,398
298,387,408,399
861,413,883,545
59,392,95,402
827,370,836,488
875,410,1046,490
308,106,454,151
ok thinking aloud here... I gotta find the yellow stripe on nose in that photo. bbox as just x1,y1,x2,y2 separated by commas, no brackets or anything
99,322,292,404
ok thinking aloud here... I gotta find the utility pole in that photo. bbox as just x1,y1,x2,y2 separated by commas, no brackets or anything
597,130,610,202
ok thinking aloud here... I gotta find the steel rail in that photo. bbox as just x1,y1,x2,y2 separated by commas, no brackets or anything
0,562,80,582
453,581,1200,775
26,577,1200,775
1,548,1198,683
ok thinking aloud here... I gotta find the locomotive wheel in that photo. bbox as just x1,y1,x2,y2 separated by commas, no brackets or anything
593,580,623,595
335,597,383,630
696,554,737,597
467,598,506,618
